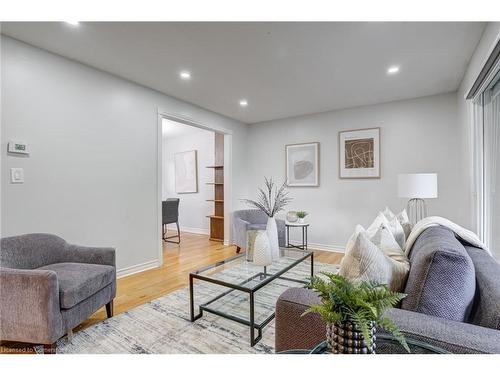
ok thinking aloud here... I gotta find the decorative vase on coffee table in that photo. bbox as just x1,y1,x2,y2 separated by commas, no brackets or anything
266,217,280,261
252,231,272,266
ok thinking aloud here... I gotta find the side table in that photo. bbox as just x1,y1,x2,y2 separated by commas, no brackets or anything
285,222,309,250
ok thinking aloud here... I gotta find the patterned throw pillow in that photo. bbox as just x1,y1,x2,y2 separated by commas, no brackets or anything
339,224,410,292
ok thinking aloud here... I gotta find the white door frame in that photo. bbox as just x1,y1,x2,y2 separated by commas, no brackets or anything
156,109,234,266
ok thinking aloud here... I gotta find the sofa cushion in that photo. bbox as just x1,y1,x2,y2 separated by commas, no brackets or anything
37,262,115,309
401,226,476,322
465,245,500,330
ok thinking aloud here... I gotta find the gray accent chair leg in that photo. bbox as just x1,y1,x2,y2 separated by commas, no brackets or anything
106,300,114,318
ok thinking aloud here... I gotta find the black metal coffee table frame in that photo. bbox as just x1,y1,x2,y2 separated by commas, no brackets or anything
189,250,314,346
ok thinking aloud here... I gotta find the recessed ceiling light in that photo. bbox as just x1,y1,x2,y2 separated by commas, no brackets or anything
239,99,248,107
180,71,191,80
387,66,400,74
65,21,80,26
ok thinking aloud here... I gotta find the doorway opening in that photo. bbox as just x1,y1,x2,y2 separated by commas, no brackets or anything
157,114,232,263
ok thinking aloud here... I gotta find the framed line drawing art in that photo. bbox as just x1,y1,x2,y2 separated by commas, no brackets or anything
174,150,198,193
339,128,380,179
285,142,320,187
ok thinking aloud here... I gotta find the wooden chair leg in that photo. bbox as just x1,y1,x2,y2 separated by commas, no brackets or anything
106,300,114,318
236,246,241,253
43,343,56,354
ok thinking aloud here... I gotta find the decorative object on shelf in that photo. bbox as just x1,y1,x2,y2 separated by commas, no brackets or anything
339,128,380,179
303,273,409,354
252,231,273,266
174,150,198,193
296,211,308,224
398,173,438,225
285,142,320,187
286,211,298,223
242,177,292,261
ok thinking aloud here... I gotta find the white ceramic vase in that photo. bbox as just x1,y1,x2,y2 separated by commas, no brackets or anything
266,216,280,261
253,231,272,266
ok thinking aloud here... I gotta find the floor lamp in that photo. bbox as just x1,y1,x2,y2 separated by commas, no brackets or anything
398,173,438,225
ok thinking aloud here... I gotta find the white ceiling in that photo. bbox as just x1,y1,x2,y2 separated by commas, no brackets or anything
2,22,485,124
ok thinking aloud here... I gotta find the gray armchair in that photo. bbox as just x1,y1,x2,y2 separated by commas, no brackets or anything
232,209,286,253
0,233,116,353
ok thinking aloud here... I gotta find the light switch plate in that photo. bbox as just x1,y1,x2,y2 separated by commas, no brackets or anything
10,168,24,183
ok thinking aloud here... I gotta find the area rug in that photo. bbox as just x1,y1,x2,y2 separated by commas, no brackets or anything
52,260,338,354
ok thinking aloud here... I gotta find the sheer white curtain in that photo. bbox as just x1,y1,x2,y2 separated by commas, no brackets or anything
483,78,500,257
468,96,484,240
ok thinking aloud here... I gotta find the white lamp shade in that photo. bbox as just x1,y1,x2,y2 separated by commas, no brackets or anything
398,173,438,199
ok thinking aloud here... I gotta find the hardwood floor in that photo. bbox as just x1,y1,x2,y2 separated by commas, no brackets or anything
0,232,343,353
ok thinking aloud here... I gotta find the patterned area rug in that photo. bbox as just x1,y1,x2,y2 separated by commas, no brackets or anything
52,260,338,354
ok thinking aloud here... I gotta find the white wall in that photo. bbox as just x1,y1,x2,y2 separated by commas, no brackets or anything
246,93,467,251
1,36,248,275
162,125,214,234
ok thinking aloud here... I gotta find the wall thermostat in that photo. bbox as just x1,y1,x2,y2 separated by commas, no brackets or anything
8,141,29,155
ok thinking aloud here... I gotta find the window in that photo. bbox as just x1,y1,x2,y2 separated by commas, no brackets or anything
470,69,500,258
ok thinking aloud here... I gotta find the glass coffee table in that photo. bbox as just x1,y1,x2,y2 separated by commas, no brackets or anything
189,247,314,346
279,333,450,354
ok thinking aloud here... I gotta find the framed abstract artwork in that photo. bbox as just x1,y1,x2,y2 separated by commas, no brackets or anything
285,142,320,187
339,128,380,179
174,150,198,193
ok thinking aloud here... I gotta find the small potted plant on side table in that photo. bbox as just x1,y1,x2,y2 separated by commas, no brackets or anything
296,211,308,224
303,273,410,354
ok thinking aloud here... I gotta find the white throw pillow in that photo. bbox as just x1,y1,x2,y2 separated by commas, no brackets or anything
339,225,410,292
366,212,390,237
383,206,412,243
383,206,396,221
340,226,392,285
367,212,405,250
397,209,412,240
369,225,410,291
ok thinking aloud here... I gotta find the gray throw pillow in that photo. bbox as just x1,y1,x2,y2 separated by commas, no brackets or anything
401,226,476,322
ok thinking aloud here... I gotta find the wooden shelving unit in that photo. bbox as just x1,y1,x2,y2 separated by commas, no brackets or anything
207,133,224,242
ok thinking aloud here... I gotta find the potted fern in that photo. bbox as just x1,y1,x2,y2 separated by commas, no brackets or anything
303,273,410,354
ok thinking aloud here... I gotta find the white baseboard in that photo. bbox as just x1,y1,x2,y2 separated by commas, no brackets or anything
165,225,209,235
183,227,209,235
117,259,160,279
290,241,345,253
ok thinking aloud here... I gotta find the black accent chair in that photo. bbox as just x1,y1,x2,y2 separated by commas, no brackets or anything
162,198,180,244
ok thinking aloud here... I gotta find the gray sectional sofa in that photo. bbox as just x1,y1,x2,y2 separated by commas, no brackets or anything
0,233,116,353
275,226,500,353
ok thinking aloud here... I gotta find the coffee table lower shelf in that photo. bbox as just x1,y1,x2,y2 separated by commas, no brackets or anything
189,251,314,346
